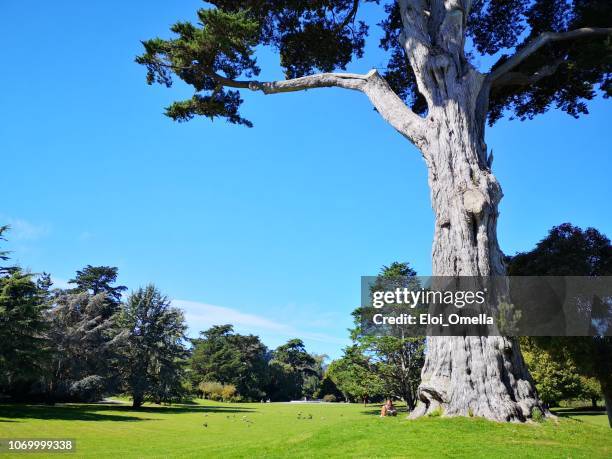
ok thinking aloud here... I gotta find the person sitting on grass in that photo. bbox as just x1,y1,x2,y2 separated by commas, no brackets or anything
380,399,397,417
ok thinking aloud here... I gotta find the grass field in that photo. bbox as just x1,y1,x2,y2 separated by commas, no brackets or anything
0,400,610,458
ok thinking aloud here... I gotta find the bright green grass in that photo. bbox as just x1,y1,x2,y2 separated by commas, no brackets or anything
0,400,610,458
551,406,610,427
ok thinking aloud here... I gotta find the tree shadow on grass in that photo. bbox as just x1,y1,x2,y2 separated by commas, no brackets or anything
0,405,154,422
0,403,257,422
553,407,606,421
360,405,408,417
360,406,384,416
116,404,257,415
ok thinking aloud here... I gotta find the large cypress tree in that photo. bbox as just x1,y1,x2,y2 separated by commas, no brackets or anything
138,1,612,421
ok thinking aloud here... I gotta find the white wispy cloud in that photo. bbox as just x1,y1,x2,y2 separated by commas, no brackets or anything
174,299,290,332
173,299,347,346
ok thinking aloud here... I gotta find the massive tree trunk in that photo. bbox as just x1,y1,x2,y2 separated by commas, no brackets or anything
395,1,541,420
407,86,541,420
408,88,542,419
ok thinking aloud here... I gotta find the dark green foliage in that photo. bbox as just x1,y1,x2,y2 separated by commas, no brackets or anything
486,0,612,124
272,338,316,373
190,325,269,400
68,265,127,306
137,1,368,125
507,223,612,427
0,226,10,273
508,223,612,276
303,354,327,399
317,375,344,401
267,339,318,401
326,345,385,404
115,285,188,407
0,225,17,277
0,270,50,396
266,359,303,401
138,1,611,126
350,262,425,410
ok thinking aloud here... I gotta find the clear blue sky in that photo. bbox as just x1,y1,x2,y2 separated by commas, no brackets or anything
1,1,610,358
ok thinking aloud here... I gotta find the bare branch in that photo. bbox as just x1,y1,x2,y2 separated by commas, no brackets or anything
213,70,426,145
489,27,612,82
361,70,427,146
212,71,372,94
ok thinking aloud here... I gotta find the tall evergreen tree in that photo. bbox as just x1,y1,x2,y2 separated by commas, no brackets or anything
115,285,188,408
46,291,120,401
0,228,50,398
268,339,317,400
69,265,127,307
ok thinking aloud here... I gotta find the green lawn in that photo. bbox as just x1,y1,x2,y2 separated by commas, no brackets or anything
551,406,610,428
0,400,610,458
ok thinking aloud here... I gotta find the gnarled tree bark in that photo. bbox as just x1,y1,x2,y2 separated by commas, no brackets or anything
396,0,541,421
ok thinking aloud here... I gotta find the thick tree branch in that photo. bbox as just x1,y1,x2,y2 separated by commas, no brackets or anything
212,70,426,145
491,59,565,88
489,27,612,82
212,71,372,93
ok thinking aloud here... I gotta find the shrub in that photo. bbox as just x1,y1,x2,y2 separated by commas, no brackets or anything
322,394,337,403
198,381,240,402
221,384,237,401
199,381,224,399
531,407,544,422
69,375,106,402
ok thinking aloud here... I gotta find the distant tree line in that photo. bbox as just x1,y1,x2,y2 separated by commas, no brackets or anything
0,225,330,406
1,222,610,425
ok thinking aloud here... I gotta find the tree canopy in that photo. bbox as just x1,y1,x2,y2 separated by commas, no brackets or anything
351,262,425,410
115,284,188,407
68,265,127,306
190,324,269,400
508,222,612,276
137,0,612,127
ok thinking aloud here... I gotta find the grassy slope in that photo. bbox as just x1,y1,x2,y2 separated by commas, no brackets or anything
0,400,610,458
